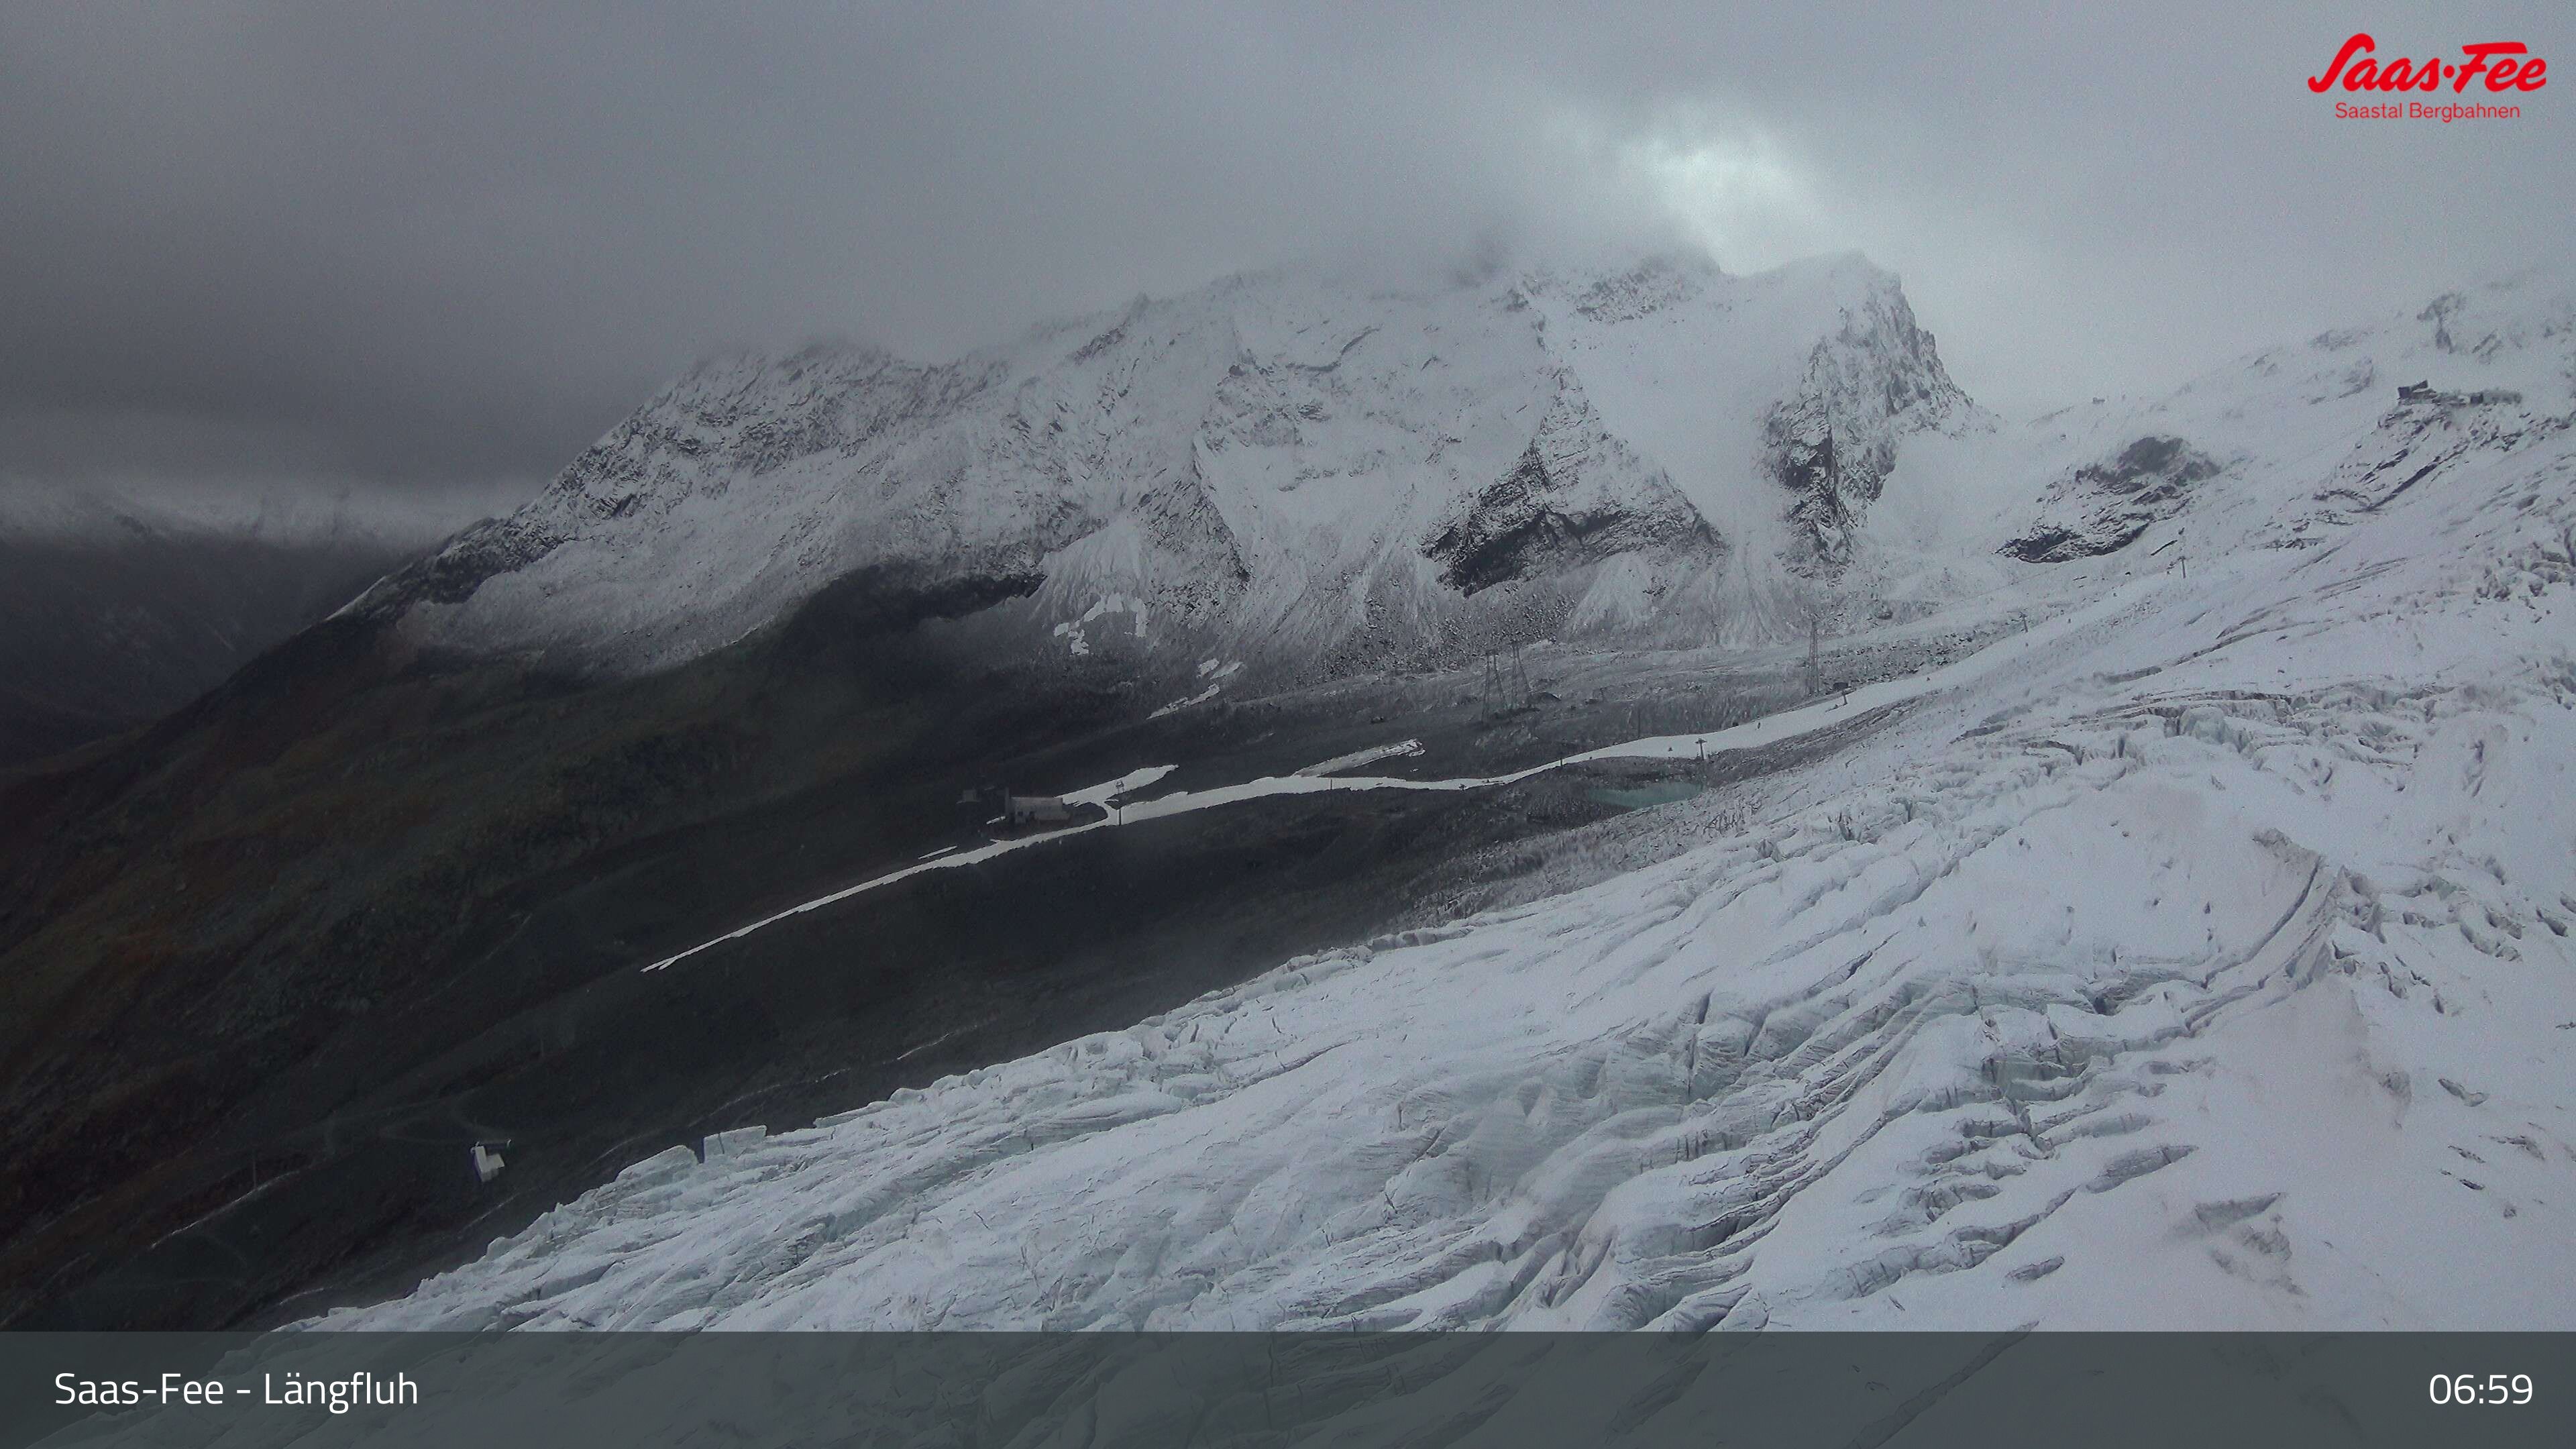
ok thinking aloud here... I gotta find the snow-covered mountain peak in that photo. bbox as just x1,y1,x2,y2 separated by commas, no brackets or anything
1872,268,2576,586
351,251,1983,686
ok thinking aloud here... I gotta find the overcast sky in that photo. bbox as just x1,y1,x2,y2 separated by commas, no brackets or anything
3,1,2567,503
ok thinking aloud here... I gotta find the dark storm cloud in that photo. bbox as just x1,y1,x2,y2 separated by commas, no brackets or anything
2,1,2567,494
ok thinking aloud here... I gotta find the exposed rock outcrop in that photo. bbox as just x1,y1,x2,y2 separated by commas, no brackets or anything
1424,375,1718,594
1765,268,1974,572
2002,435,2224,562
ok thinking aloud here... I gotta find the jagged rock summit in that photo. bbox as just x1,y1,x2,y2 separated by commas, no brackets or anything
353,252,1982,690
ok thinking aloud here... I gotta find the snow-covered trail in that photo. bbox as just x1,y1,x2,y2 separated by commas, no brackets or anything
642,576,2168,975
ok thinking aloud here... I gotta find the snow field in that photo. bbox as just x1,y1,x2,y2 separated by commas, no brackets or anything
329,270,2576,1333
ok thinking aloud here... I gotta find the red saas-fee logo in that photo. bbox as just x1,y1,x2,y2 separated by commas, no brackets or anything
2312,33,2545,121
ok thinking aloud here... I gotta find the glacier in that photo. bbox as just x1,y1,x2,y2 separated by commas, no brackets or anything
306,269,2576,1334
